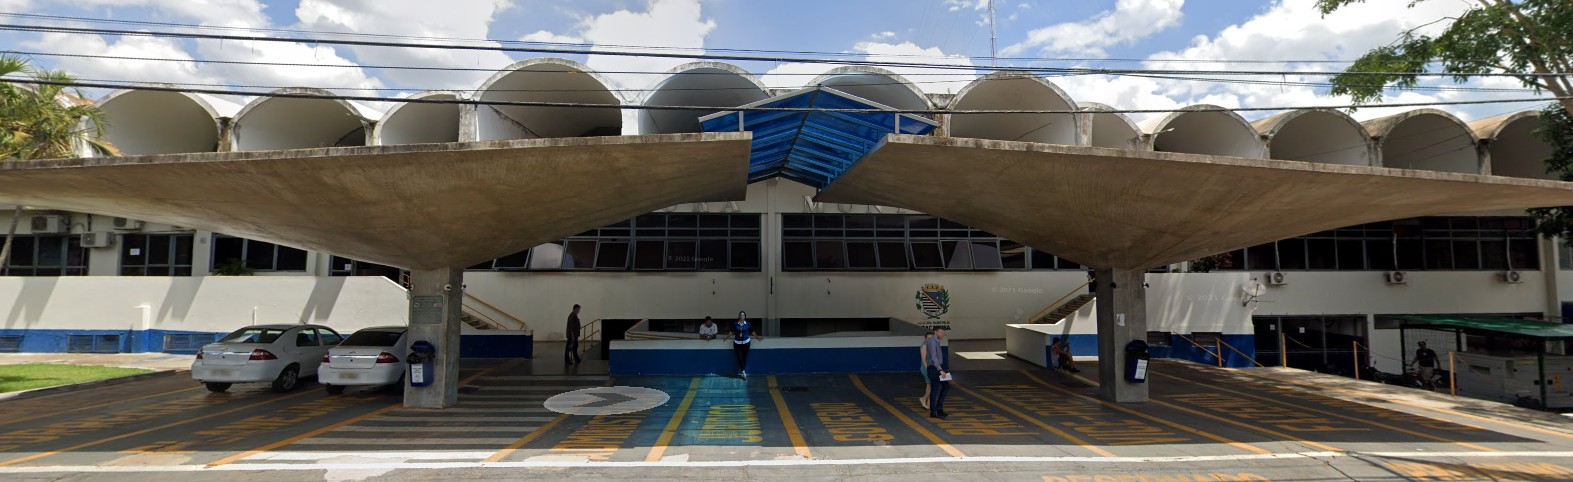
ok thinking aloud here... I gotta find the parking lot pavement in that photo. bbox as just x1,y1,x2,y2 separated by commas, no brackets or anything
3,358,1573,481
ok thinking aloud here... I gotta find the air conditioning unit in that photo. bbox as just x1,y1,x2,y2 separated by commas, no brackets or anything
1266,271,1288,285
111,217,143,231
1385,271,1408,285
1499,270,1524,284
29,215,67,234
79,232,115,248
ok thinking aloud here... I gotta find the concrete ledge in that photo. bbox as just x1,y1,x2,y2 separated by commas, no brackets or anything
0,368,184,402
608,336,947,375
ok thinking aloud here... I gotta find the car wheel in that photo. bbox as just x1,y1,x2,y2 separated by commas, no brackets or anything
325,384,346,395
204,382,231,393
272,364,300,393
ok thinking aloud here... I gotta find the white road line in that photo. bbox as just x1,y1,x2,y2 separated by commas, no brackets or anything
358,416,557,422
432,407,555,413
9,451,1573,472
331,426,542,433
289,437,520,445
481,376,608,381
470,386,592,391
242,451,495,461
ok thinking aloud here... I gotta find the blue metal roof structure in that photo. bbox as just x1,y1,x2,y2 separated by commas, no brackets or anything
699,87,937,190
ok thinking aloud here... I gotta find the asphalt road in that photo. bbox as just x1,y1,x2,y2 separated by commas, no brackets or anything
2,358,1571,481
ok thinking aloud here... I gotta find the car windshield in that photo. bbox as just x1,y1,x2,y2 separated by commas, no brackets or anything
341,330,404,347
218,328,287,344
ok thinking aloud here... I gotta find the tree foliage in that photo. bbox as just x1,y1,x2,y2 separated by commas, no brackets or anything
1320,1,1573,239
1318,0,1573,116
0,54,116,160
0,54,116,274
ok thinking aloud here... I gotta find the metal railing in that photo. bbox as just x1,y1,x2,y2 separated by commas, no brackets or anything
1177,334,1264,368
463,292,528,331
1027,281,1092,323
578,318,601,357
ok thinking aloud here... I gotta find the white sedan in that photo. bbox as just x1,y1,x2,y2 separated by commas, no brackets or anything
319,326,409,395
192,324,343,393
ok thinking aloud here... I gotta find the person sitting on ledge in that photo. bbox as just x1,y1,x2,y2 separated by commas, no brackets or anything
698,316,719,341
1051,337,1081,374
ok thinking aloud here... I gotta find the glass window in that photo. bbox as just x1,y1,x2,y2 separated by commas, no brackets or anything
342,329,404,347
633,240,665,270
911,242,944,269
942,240,972,269
1509,238,1539,270
528,242,566,269
1452,240,1481,270
1481,240,1509,270
846,241,878,269
729,241,760,270
1335,240,1364,270
122,234,194,276
595,241,630,269
814,240,845,269
667,240,697,270
1306,238,1337,270
783,241,813,270
562,240,597,269
1277,239,1307,270
1424,239,1453,270
878,242,908,269
1030,248,1055,270
213,235,306,272
1000,241,1027,269
970,241,1002,269
4,235,88,276
699,239,728,270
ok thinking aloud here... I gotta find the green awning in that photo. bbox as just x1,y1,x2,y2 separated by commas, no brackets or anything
1393,315,1573,339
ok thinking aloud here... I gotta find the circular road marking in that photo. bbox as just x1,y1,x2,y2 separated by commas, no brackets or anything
544,386,670,416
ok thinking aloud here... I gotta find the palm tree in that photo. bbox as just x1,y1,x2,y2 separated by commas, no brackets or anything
0,55,118,274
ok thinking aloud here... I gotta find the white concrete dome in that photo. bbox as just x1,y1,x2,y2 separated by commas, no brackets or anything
230,88,371,152
949,73,1077,145
1365,108,1480,174
638,62,769,135
474,58,622,140
1254,109,1374,166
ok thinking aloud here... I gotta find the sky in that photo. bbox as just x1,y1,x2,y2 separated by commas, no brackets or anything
0,0,1552,123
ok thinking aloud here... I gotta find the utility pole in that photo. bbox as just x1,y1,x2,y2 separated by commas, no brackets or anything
988,0,998,67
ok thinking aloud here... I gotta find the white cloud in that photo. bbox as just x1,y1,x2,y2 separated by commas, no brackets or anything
59,0,268,28
871,31,897,40
520,30,585,44
0,0,35,12
1047,0,1544,124
20,31,221,87
295,0,518,92
760,41,977,95
1001,0,1183,57
578,0,716,92
943,0,989,11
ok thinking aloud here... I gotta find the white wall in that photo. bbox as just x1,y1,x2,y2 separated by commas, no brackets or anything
0,276,407,334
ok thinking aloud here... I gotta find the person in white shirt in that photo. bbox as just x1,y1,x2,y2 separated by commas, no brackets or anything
698,316,719,340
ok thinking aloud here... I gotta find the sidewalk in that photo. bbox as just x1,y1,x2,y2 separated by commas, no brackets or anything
0,352,194,371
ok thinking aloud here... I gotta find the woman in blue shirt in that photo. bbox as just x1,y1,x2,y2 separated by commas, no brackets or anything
732,311,757,380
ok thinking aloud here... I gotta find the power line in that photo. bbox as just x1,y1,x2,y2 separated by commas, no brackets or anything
4,77,1563,116
0,11,1377,65
4,22,1572,79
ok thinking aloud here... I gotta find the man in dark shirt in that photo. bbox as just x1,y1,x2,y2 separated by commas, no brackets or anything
1411,341,1438,390
565,304,583,365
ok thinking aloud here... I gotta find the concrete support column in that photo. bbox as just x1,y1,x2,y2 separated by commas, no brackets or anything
1543,236,1561,321
1094,268,1149,403
404,267,464,409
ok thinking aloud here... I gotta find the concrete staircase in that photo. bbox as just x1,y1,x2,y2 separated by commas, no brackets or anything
1035,294,1095,324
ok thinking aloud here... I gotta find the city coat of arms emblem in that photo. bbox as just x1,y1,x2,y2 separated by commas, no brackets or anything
914,283,950,319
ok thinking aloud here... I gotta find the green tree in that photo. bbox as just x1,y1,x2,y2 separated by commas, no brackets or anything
1318,0,1573,238
0,54,117,274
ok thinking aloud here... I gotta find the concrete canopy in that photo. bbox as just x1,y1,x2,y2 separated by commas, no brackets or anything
0,133,751,270
816,135,1573,269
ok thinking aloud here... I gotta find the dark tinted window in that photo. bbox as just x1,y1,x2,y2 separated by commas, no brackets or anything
342,330,405,347
219,328,285,344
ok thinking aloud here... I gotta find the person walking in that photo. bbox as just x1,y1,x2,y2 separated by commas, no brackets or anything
925,327,950,419
1411,341,1439,390
919,331,933,410
732,311,757,379
565,304,583,365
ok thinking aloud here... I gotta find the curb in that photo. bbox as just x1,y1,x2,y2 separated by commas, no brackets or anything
0,368,187,402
